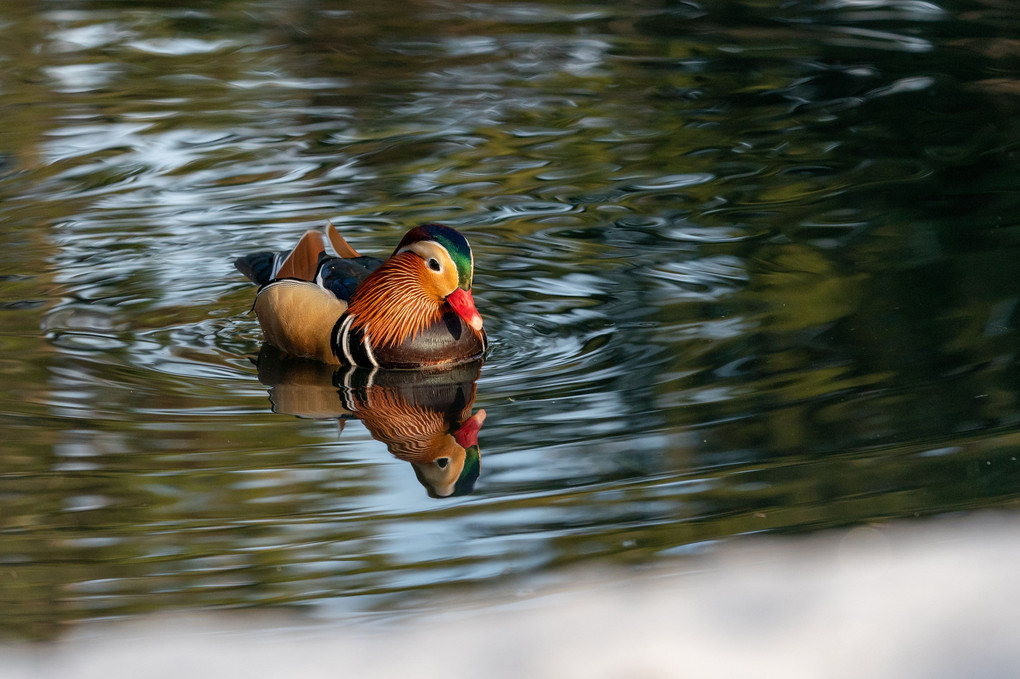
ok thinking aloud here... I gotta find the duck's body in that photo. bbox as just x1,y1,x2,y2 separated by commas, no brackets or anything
236,223,486,369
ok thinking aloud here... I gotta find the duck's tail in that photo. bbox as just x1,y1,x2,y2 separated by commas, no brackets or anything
234,250,281,286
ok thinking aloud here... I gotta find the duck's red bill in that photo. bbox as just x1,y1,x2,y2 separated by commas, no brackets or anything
447,288,483,332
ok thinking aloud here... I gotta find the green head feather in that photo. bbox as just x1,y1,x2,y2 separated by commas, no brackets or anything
395,223,474,290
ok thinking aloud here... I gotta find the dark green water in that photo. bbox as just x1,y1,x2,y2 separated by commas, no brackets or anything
1,0,1019,640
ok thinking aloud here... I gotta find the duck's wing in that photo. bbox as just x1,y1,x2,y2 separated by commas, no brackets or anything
276,230,327,280
316,253,384,302
316,222,384,301
237,224,382,300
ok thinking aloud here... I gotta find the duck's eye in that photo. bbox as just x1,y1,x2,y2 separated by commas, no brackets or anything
427,258,441,272
435,457,449,469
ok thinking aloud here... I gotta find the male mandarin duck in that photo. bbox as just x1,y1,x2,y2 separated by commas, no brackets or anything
235,223,487,369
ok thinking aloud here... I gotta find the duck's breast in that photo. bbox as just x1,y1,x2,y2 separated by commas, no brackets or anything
364,311,487,369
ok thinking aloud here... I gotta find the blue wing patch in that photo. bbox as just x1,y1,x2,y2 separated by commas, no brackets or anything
316,253,383,302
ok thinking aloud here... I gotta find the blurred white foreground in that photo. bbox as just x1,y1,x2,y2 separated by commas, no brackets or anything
6,513,1020,679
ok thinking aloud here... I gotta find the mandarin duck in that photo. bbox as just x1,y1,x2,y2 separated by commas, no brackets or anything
236,223,486,369
255,344,485,497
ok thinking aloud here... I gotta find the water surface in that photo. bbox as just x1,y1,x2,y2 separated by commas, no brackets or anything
2,0,1020,640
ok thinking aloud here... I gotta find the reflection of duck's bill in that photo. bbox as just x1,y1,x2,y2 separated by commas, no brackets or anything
454,409,486,448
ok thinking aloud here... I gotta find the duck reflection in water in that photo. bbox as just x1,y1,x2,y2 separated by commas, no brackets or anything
254,344,484,497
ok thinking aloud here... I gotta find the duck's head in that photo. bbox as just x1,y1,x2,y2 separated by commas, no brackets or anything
392,223,483,333
347,223,484,349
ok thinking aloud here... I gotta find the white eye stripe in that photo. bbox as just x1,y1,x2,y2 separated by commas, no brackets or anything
399,241,455,274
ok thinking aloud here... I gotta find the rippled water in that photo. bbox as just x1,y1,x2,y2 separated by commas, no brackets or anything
2,0,1020,640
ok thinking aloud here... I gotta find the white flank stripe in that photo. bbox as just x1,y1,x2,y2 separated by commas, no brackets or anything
362,332,380,368
339,315,356,365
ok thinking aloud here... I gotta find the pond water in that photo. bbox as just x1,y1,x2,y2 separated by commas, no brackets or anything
1,0,1020,641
